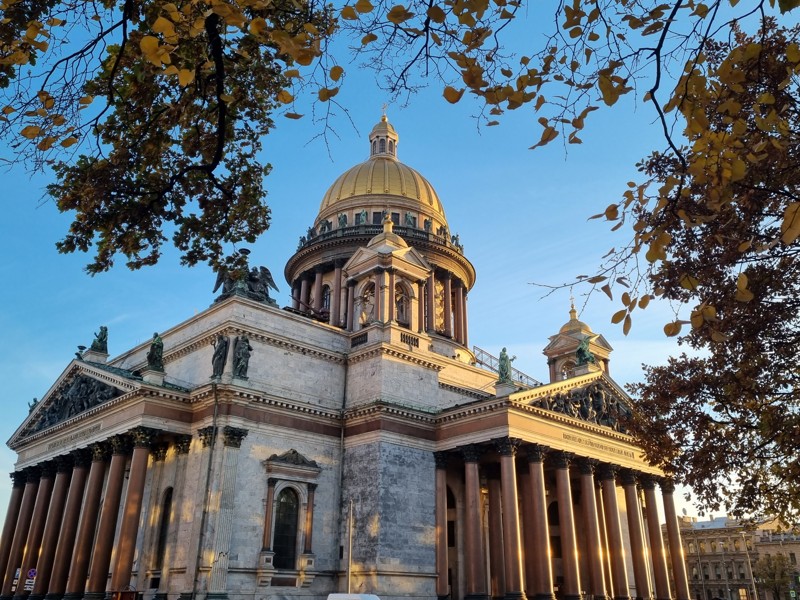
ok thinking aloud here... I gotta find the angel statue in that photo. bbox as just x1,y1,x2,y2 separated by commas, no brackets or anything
213,265,279,306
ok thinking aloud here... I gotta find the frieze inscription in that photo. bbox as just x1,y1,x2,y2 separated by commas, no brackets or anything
562,433,634,459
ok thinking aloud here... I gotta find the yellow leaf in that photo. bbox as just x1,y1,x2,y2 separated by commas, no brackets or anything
178,68,195,86
710,329,730,343
2,105,15,115
284,112,304,119
443,86,465,104
285,69,301,78
680,274,700,290
340,6,357,19
638,295,650,309
361,33,378,45
736,273,748,291
219,94,234,103
330,65,344,81
663,321,682,337
387,5,413,24
20,125,41,139
79,95,93,105
735,288,754,302
37,136,55,151
601,283,612,300
622,315,632,336
318,87,339,101
778,0,800,13
355,0,374,13
249,17,267,35
153,16,175,35
781,202,800,244
611,309,627,324
140,36,162,66
427,5,446,22
60,136,78,147
277,89,293,103
51,114,65,126
788,43,800,63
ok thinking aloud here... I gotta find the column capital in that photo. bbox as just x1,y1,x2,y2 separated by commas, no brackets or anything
151,444,169,462
71,448,92,468
267,477,278,488
90,441,110,462
460,444,484,463
174,434,192,455
10,471,26,487
198,425,216,448
129,426,159,448
659,477,676,493
109,434,131,455
40,461,58,479
596,462,618,482
640,474,658,490
222,426,248,448
433,451,450,469
307,483,318,493
577,457,598,475
619,468,639,486
493,436,522,456
525,444,548,463
55,455,74,473
25,466,42,482
548,450,573,470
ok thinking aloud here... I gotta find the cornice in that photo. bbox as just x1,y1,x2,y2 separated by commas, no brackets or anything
344,399,438,425
438,382,493,401
347,344,444,371
234,389,341,421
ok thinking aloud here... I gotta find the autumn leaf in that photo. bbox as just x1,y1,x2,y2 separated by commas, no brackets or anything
443,86,465,104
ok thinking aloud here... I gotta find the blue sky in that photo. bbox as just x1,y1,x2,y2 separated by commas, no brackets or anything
0,20,699,514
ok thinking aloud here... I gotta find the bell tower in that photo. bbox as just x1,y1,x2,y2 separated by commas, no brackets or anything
542,303,613,382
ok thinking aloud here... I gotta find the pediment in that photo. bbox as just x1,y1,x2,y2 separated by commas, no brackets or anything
518,374,632,433
13,361,137,443
344,244,432,280
263,448,321,481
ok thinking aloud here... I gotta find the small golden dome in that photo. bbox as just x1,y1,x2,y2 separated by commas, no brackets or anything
559,303,593,334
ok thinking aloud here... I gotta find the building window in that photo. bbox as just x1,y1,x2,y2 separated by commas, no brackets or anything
155,487,173,571
700,542,706,553
371,140,377,155
692,567,699,580
734,539,741,551
379,139,386,153
273,488,300,569
322,285,331,311
395,285,410,327
373,211,383,225
715,565,722,580
389,140,394,154
689,542,697,554
790,552,797,565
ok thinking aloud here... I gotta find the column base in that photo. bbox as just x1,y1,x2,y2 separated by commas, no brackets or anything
535,594,557,600
206,594,228,600
465,595,491,600
61,592,84,600
44,594,65,600
614,596,632,600
28,594,45,600
178,593,194,600
82,592,107,600
564,595,582,600
504,593,528,600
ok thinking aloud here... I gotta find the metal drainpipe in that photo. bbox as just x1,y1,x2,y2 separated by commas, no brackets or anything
191,381,221,599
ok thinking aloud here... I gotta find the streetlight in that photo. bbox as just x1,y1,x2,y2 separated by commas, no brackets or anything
741,531,759,600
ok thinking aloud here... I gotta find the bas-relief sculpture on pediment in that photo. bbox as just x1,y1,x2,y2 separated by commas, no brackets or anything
529,380,632,433
25,374,123,436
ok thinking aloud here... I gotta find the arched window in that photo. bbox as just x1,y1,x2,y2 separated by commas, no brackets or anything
379,139,386,153
321,285,331,311
155,487,173,571
371,140,377,155
388,140,395,155
273,488,299,569
689,542,697,554
358,283,375,325
395,284,409,327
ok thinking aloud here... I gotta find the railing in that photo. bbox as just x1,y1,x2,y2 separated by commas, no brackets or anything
472,345,543,388
298,224,464,254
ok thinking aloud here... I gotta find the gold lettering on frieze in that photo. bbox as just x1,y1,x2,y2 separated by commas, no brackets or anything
562,433,634,459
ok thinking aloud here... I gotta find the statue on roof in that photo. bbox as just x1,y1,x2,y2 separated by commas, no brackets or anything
497,347,516,384
147,333,164,371
89,326,108,354
575,335,596,365
213,265,278,306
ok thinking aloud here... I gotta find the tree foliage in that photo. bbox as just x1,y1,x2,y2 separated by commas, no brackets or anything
753,553,794,600
620,21,800,522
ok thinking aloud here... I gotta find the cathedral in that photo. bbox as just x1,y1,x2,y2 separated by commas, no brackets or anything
0,116,692,600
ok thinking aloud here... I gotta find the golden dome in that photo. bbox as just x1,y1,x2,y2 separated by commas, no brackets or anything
319,158,446,217
559,303,593,334
317,115,447,221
